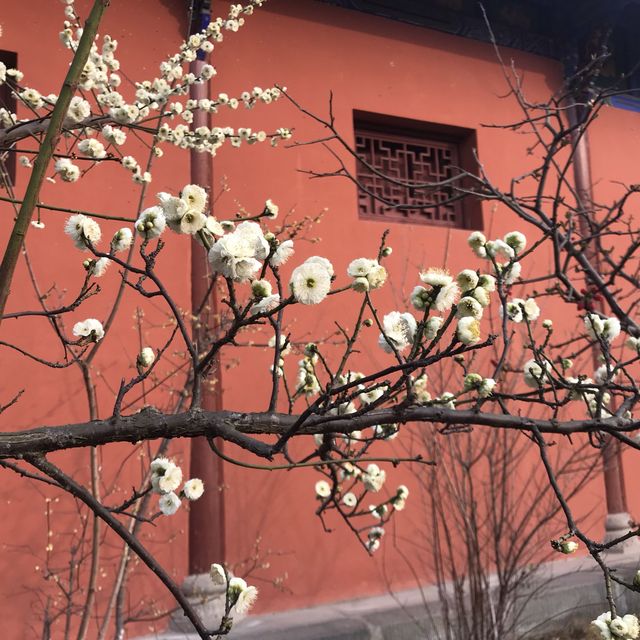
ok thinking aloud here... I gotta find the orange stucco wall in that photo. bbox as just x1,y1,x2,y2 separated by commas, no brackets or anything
0,1,636,638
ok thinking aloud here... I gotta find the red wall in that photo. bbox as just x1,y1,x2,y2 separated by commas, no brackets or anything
0,0,635,637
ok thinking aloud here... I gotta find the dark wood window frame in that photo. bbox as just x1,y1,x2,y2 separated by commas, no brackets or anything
354,110,482,229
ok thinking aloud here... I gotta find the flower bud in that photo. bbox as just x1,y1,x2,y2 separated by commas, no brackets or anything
251,279,272,299
559,540,579,554
352,276,370,293
137,347,155,373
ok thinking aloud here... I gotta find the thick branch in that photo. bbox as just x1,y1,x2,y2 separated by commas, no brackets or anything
0,406,636,459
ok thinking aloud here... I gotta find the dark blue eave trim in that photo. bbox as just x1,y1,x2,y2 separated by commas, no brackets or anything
608,94,640,113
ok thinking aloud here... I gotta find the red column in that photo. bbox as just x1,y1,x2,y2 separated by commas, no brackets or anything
187,56,226,575
568,103,629,519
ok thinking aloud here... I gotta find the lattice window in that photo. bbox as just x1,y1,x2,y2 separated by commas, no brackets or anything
0,50,18,188
354,117,478,228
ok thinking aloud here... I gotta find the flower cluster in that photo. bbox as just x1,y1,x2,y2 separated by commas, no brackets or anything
347,258,387,293
150,458,204,516
210,564,259,614
314,460,409,554
585,313,621,344
592,612,640,640
502,297,540,323
209,221,269,282
468,230,523,285
4,1,288,186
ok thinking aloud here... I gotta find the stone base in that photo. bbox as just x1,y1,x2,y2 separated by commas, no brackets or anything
168,572,238,634
603,512,639,550
138,549,640,640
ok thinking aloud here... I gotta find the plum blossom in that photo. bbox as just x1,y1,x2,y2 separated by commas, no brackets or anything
289,258,332,305
65,214,102,250
72,318,105,343
378,311,417,353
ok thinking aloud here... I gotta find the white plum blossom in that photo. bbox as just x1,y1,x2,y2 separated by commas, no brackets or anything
435,281,461,311
592,612,640,640
315,480,331,498
150,458,183,494
585,314,621,344
209,223,269,282
183,478,204,501
136,206,166,240
392,485,409,511
502,297,540,323
479,378,496,397
411,373,431,403
418,268,461,310
467,231,487,257
158,492,181,516
472,286,490,307
420,267,453,287
111,227,133,252
19,87,44,109
229,578,258,614
289,258,332,305
181,184,208,214
269,239,294,267
372,423,399,440
457,317,481,345
504,231,527,254
457,296,484,319
410,286,430,311
485,239,515,262
359,384,387,404
378,311,417,353
102,124,127,145
55,158,81,182
457,269,479,292
88,257,110,277
503,301,524,323
210,563,227,585
523,358,549,388
64,214,102,250
263,198,279,218
78,138,106,159
137,347,155,369
296,357,321,395
342,492,357,508
66,96,91,123
251,279,272,298
500,261,521,285
72,318,105,343
463,373,483,391
251,294,280,315
362,464,386,492
424,316,444,340
347,258,387,292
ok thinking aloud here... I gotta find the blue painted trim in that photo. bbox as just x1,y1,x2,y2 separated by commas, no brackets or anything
608,94,640,113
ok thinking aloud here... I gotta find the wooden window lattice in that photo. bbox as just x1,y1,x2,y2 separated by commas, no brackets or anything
355,127,464,227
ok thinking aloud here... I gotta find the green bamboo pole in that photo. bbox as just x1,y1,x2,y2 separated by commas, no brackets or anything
0,0,110,325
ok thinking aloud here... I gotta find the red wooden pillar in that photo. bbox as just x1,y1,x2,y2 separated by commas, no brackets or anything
187,2,226,575
568,103,629,531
